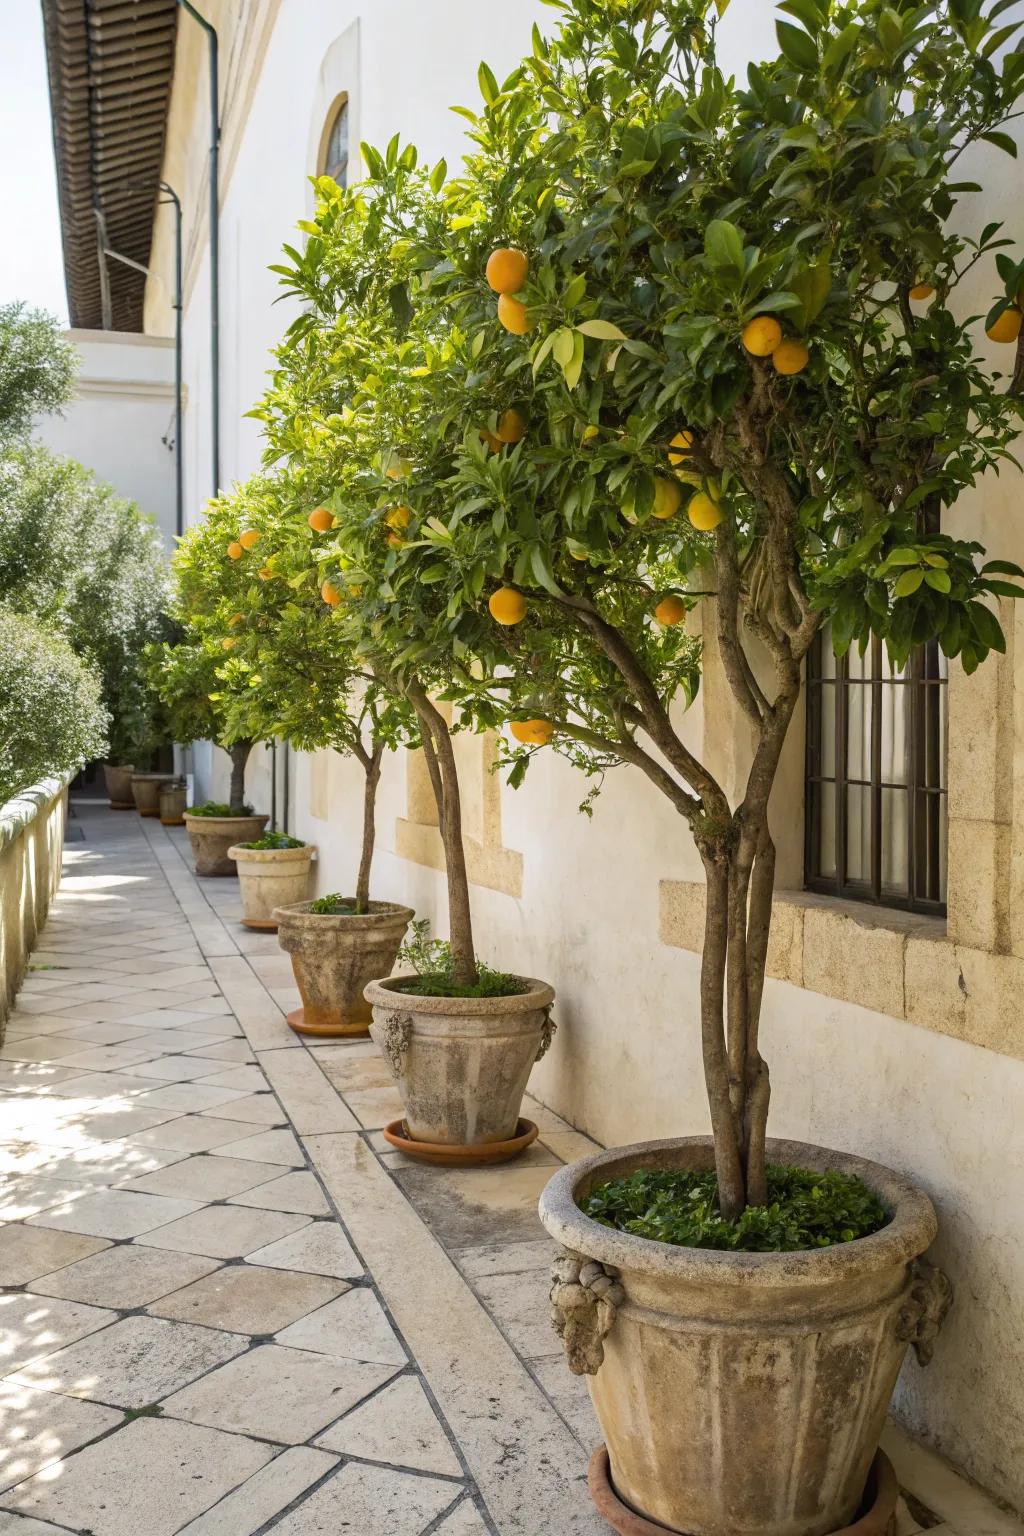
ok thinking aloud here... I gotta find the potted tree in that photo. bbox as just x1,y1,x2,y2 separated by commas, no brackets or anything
256,185,555,1151
269,6,1024,1533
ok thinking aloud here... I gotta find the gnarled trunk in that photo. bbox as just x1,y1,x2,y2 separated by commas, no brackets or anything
228,740,253,816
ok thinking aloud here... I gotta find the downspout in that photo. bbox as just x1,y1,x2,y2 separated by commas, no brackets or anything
176,0,220,498
159,182,184,539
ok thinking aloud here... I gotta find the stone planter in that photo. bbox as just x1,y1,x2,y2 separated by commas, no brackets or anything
131,772,171,817
228,842,316,931
275,900,414,1037
365,974,556,1145
159,782,188,826
103,764,135,809
183,812,269,877
538,1136,949,1536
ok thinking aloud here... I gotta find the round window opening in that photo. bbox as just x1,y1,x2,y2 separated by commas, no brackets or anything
323,97,349,186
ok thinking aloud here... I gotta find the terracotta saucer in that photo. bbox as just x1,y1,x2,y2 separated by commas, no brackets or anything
382,1117,539,1166
587,1446,898,1536
160,817,186,827
109,802,135,810
286,1007,371,1040
241,917,279,932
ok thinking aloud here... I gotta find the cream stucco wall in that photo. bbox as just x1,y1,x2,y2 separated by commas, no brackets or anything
150,0,1024,1510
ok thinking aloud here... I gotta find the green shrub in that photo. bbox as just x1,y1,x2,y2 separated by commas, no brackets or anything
238,833,305,850
0,607,108,804
395,919,527,998
186,801,254,818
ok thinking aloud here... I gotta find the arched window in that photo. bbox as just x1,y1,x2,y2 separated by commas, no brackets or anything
321,96,350,187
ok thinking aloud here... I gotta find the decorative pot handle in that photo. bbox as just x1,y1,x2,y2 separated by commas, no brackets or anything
896,1258,953,1365
379,1013,413,1077
536,1006,557,1062
549,1246,624,1376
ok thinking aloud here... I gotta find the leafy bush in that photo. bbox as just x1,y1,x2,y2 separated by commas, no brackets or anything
0,607,108,804
0,303,76,444
582,1165,889,1253
186,801,254,818
238,833,305,850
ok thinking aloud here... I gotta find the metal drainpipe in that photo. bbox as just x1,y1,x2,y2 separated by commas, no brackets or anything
159,183,184,539
176,1,220,498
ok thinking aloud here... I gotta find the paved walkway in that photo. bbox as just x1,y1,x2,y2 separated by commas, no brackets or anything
0,802,1019,1536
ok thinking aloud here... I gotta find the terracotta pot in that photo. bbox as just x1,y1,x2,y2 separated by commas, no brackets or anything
159,782,188,826
183,812,269,877
365,973,556,1146
275,900,414,1037
103,764,136,809
131,772,172,817
538,1137,948,1536
228,842,316,930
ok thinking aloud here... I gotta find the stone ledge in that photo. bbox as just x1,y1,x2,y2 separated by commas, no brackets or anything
0,775,68,855
659,879,1024,1063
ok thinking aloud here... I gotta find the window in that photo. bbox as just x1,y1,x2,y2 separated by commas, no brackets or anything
804,631,948,915
321,96,349,186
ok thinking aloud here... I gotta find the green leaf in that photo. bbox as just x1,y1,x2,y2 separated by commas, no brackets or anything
576,319,629,341
822,20,861,71
552,327,575,366
478,61,499,105
704,219,745,273
894,569,924,596
563,330,586,390
924,569,951,593
981,130,1018,158
429,158,448,192
776,19,819,70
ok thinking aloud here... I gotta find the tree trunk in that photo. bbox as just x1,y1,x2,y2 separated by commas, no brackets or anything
699,842,747,1220
355,744,383,914
228,741,252,817
405,684,478,988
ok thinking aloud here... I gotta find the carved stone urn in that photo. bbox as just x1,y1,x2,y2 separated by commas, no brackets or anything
538,1136,950,1536
365,975,556,1147
274,900,414,1038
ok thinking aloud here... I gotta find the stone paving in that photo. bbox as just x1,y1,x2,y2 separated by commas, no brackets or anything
0,801,1020,1536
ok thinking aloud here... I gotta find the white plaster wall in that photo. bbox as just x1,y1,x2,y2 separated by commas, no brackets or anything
35,331,178,549
174,0,1024,1509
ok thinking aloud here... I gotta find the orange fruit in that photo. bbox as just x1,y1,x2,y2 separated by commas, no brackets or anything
308,508,334,532
257,566,274,581
488,587,527,625
772,339,810,376
668,430,694,465
496,408,527,444
986,306,1022,344
497,294,532,335
486,247,529,294
688,489,723,531
221,637,236,650
654,595,687,626
510,718,553,746
321,581,341,607
386,533,406,549
227,541,243,560
910,282,935,301
478,428,503,453
385,505,412,529
652,477,683,520
228,613,243,626
742,316,783,356
239,529,260,550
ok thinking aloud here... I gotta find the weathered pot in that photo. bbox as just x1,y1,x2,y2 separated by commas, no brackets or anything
131,772,172,817
365,974,556,1145
103,763,135,809
183,812,269,877
274,900,414,1038
159,781,188,826
228,843,316,931
538,1137,949,1536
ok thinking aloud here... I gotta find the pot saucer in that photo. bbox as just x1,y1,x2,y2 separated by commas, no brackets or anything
587,1446,898,1536
382,1117,539,1166
286,1007,371,1039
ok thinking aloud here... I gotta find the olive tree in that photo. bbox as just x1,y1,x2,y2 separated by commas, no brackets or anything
0,607,108,804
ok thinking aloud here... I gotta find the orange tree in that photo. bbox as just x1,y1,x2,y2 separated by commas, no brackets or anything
169,474,417,909
263,0,1024,1212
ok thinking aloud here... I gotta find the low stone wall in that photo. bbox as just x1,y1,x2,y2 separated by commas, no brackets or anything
0,777,70,1041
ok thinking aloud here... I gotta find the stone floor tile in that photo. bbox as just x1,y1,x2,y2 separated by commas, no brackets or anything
453,1238,556,1280
136,1204,311,1259
50,1022,151,1045
17,1140,187,1186
196,1066,268,1093
121,1153,284,1202
131,1028,237,1053
432,1499,491,1535
0,1226,110,1286
255,1048,359,1134
270,1460,460,1536
184,1039,255,1063
0,1145,55,1177
229,1170,330,1216
247,1220,364,1279
275,1286,406,1364
393,1164,555,1248
54,1045,164,1073
148,1264,345,1333
132,1082,250,1113
200,1093,286,1125
162,1343,396,1444
528,1354,602,1451
0,1292,118,1375
0,1380,122,1496
472,1269,563,1359
316,1053,394,1092
0,1063,85,1093
175,1446,338,1536
536,1130,601,1162
0,1416,274,1536
118,1055,234,1083
125,1114,265,1153
210,1126,303,1164
335,1084,406,1130
0,1513,71,1533
0,1173,95,1222
43,1070,151,1099
31,1245,221,1308
10,1314,247,1408
26,1188,201,1239
314,1374,461,1475
0,1036,98,1063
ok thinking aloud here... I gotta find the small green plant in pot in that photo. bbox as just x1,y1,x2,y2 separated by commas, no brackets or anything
227,832,316,933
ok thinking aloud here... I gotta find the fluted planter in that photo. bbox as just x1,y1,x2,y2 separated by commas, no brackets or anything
274,899,414,1038
538,1136,949,1536
366,975,555,1146
228,842,316,930
159,781,188,826
183,812,269,877
103,764,135,809
131,772,171,817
